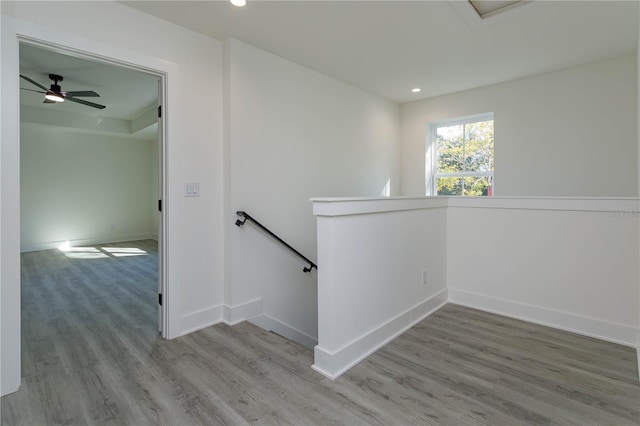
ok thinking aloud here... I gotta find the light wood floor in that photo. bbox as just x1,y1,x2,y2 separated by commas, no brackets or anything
2,240,639,425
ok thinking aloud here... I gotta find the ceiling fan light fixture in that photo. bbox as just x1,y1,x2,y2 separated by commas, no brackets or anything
45,91,64,102
230,0,246,7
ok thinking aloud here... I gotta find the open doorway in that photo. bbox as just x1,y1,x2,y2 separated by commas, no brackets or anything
18,41,167,335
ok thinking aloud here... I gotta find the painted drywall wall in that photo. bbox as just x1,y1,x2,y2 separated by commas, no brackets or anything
312,197,448,379
2,1,224,394
447,198,640,346
225,39,399,342
21,125,155,251
312,196,640,379
400,55,638,197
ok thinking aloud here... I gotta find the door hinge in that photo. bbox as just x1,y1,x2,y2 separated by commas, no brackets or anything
158,293,163,306
158,200,162,212
157,105,162,118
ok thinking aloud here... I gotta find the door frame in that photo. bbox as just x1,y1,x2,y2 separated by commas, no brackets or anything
1,16,180,395
16,36,170,335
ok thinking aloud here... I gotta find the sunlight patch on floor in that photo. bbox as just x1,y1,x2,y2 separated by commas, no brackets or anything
101,247,147,257
57,241,148,259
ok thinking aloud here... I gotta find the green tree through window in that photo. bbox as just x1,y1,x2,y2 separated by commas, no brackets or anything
432,116,494,196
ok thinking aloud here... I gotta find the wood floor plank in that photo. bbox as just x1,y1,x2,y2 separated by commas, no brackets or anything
2,241,639,425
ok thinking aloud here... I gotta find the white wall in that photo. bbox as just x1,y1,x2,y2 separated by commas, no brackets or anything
400,55,638,197
447,198,640,345
312,196,640,379
312,197,448,379
2,1,224,395
20,125,155,251
225,39,399,343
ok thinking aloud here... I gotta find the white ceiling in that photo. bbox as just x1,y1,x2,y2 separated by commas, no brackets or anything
19,43,159,139
17,0,639,126
120,0,638,103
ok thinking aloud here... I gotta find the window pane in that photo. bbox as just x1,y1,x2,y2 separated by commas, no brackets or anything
464,120,494,172
463,176,493,196
436,125,464,173
437,177,463,196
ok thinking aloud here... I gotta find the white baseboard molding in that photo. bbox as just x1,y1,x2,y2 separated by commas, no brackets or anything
180,298,263,336
312,288,448,380
250,314,318,348
448,288,640,348
21,233,157,253
221,298,316,347
180,305,223,335
222,298,263,326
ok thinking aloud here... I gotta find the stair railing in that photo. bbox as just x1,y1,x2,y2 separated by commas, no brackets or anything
235,211,317,273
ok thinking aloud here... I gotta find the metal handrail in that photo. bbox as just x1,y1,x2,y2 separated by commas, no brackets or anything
235,211,317,273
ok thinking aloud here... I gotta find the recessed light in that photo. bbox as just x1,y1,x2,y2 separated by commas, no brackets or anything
230,0,246,6
411,88,421,93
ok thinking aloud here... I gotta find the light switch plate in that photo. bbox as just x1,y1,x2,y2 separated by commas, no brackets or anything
184,182,200,197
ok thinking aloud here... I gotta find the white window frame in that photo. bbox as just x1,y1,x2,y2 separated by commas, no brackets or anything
426,112,494,196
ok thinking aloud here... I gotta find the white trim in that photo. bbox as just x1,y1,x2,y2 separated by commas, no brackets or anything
222,298,263,326
311,196,640,216
637,347,640,384
448,288,640,347
437,171,494,178
20,234,157,253
311,196,448,216
428,112,494,196
1,15,22,396
250,314,318,348
180,305,223,336
1,14,182,396
447,196,640,212
221,299,317,348
448,0,543,29
312,289,448,380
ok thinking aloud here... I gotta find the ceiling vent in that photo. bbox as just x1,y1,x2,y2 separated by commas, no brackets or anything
468,0,528,18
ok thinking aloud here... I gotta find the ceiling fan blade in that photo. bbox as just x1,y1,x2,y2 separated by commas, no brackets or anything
20,88,46,94
20,75,48,91
65,90,100,98
64,95,106,110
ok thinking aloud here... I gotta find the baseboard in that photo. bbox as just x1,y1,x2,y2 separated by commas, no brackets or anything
249,314,318,348
312,288,448,380
21,234,157,253
222,298,263,326
220,299,316,347
250,314,318,348
180,305,223,335
448,288,640,348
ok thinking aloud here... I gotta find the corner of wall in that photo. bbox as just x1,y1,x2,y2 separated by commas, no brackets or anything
180,305,224,336
312,288,448,380
222,38,233,309
1,15,22,397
